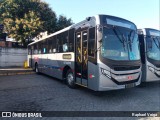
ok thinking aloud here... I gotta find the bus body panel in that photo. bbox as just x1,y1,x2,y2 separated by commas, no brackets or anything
145,61,160,82
97,60,141,91
138,28,160,82
141,64,147,82
87,61,99,91
27,14,142,91
29,53,75,80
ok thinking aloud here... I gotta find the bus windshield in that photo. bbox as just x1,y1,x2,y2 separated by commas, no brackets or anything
101,26,140,61
146,36,160,61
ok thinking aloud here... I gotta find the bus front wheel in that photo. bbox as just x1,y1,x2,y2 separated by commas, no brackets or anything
66,70,76,88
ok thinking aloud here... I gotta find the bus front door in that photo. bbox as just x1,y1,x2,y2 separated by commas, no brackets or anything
75,30,88,87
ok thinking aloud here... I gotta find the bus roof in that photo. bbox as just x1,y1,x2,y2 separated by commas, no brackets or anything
138,28,160,36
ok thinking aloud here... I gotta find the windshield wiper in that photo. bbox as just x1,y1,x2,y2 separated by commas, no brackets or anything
156,37,160,49
128,30,135,51
152,37,160,49
112,26,127,51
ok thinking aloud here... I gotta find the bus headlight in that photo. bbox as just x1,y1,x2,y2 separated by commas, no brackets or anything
101,68,111,78
148,66,155,73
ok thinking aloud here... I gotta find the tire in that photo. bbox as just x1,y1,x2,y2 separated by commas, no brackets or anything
35,63,39,74
66,70,76,88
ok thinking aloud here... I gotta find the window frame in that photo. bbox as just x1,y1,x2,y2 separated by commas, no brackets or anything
88,27,97,64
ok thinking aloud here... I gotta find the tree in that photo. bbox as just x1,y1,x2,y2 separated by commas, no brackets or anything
55,15,73,31
0,0,56,45
4,11,43,44
0,0,73,45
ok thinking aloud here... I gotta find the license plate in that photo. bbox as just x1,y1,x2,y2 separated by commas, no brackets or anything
125,83,135,88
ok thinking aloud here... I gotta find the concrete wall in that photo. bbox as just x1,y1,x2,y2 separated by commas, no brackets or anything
0,47,27,67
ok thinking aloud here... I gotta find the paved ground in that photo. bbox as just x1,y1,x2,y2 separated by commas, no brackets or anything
0,74,159,120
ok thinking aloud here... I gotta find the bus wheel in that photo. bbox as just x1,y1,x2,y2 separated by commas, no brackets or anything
35,63,39,74
66,70,76,88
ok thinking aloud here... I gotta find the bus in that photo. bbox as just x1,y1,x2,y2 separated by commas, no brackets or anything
138,28,160,82
28,14,142,91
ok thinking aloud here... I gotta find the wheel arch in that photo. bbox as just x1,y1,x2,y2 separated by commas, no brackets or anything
35,62,38,68
62,65,72,80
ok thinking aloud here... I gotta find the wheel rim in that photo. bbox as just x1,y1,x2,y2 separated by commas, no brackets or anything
67,73,74,85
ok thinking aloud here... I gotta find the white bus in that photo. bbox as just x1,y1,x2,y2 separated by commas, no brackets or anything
138,28,160,82
28,14,142,91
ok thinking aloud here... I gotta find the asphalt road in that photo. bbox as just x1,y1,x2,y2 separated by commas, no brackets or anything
0,74,159,120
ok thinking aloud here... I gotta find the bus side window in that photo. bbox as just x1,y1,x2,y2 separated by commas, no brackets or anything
43,39,48,54
56,34,61,53
57,31,69,53
41,41,44,54
34,44,38,54
139,35,145,64
41,40,47,54
28,46,31,55
52,36,57,53
59,33,64,53
31,45,34,55
88,27,95,57
69,29,75,52
48,38,53,53
62,31,69,52
38,42,42,54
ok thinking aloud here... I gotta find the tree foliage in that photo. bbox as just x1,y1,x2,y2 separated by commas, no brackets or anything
56,15,73,31
0,0,73,45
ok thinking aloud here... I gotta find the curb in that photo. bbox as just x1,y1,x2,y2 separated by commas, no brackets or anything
0,71,35,76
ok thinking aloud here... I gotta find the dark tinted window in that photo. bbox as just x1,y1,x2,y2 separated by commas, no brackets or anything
31,45,34,54
57,31,69,53
69,29,75,52
48,38,53,53
28,46,31,55
52,36,57,52
138,35,145,64
57,34,61,52
42,40,48,54
38,42,42,54
62,31,69,52
35,43,40,54
88,27,95,57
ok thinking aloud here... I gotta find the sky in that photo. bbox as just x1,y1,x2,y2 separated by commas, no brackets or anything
44,0,160,30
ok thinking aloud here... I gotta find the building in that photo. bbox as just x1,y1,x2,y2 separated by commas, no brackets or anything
0,41,12,47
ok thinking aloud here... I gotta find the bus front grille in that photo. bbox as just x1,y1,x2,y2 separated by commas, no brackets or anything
113,66,140,71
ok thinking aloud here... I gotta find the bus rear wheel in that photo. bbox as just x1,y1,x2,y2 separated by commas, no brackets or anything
66,70,76,88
